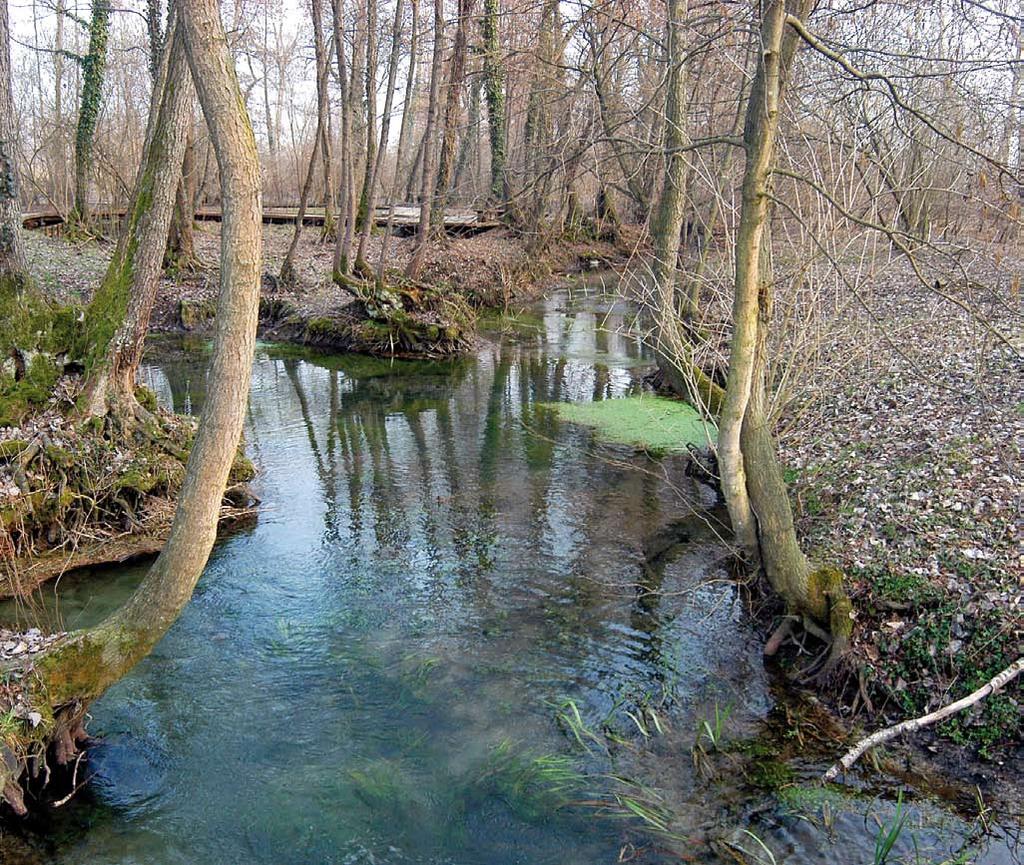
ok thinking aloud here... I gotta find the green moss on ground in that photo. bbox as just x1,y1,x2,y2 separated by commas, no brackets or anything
853,559,1022,757
546,395,716,453
0,279,80,426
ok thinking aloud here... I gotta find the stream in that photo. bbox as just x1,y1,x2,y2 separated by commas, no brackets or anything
1,281,1019,864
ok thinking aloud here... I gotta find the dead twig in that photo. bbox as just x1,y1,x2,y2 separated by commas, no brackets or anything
824,657,1024,781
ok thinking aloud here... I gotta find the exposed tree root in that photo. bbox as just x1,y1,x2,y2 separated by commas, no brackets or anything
265,270,476,358
1,383,257,598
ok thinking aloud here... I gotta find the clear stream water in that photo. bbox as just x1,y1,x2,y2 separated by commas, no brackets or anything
1,283,1018,864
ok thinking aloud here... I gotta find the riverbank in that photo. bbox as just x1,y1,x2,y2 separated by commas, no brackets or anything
24,222,631,357
0,384,258,598
619,238,1023,765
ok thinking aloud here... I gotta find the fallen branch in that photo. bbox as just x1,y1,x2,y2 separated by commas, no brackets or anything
824,657,1024,782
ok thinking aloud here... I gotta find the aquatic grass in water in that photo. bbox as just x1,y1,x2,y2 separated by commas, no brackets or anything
547,395,716,453
552,698,607,753
872,791,909,865
471,740,588,821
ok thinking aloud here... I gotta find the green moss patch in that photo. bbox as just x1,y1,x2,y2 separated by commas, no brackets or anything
546,395,716,453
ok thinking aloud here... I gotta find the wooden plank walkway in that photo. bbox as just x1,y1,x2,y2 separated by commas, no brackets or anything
22,205,502,235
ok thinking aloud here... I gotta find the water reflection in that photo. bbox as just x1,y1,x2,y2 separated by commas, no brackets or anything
0,288,1010,865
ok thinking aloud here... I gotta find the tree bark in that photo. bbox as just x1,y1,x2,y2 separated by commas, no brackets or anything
330,0,357,278
9,0,263,775
281,0,331,286
404,0,444,279
481,0,506,205
719,0,852,668
72,0,112,225
312,0,335,238
79,18,196,416
353,0,378,245
355,0,405,273
167,125,198,269
393,0,419,202
0,0,27,287
377,0,418,281
649,0,710,409
146,0,164,80
430,0,473,232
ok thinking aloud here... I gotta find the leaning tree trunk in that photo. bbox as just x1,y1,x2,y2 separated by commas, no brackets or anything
71,0,112,226
280,0,331,286
719,0,852,670
0,0,262,815
405,0,444,279
78,17,196,418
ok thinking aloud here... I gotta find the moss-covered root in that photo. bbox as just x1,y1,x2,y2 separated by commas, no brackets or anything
763,566,853,679
814,565,854,669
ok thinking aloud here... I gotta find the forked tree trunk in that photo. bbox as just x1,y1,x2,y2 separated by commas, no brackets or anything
0,0,262,814
719,0,852,668
79,18,196,417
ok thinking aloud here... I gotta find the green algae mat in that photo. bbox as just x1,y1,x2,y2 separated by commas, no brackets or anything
548,395,716,452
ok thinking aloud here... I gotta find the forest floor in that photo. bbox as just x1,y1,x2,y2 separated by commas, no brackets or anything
656,237,1023,768
13,223,1024,767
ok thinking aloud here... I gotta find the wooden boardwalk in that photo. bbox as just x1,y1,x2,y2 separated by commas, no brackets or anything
22,205,501,235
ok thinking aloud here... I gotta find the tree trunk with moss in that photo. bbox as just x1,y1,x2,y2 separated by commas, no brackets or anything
0,0,26,288
481,0,506,205
79,18,195,418
0,0,262,814
0,0,56,413
719,0,852,671
71,0,112,226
